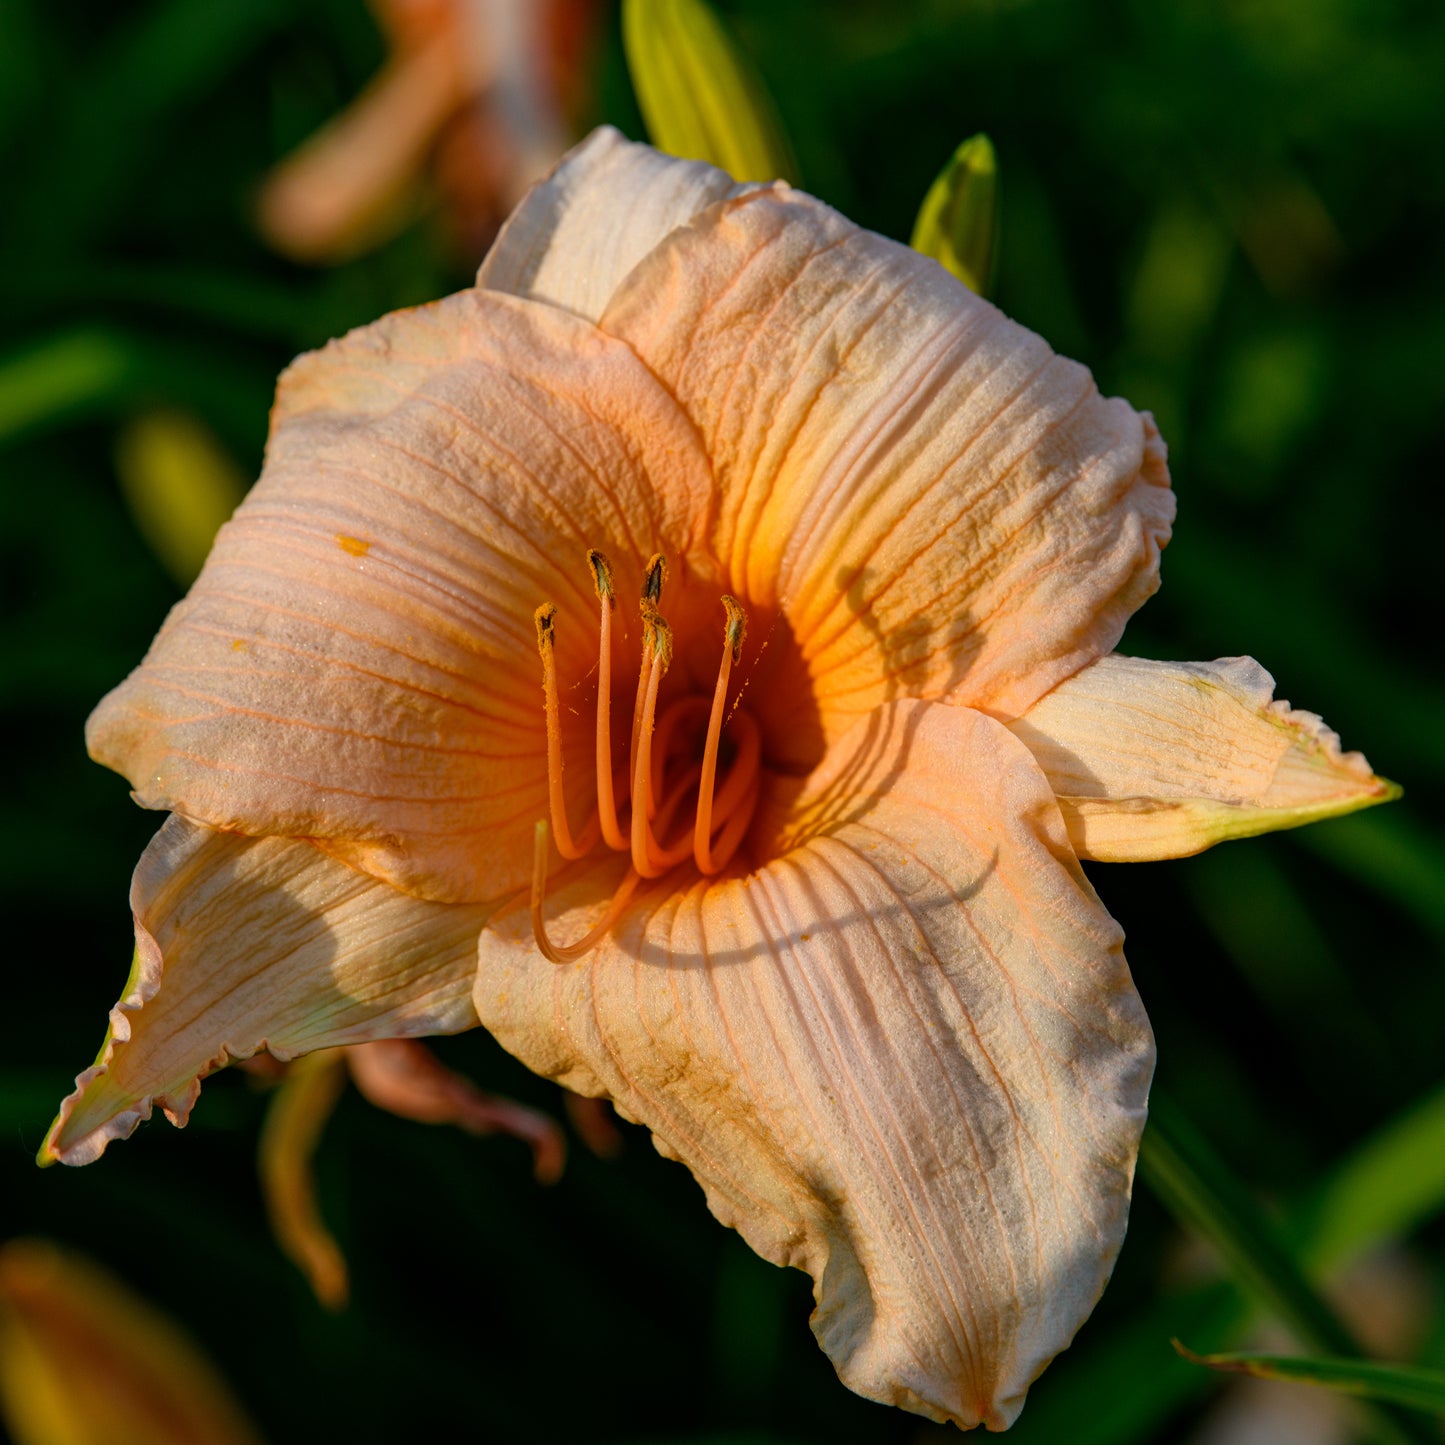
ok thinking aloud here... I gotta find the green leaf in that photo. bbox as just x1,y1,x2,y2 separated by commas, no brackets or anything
623,0,798,183
1139,1094,1359,1357
910,133,999,296
0,331,131,444
1139,1092,1436,1445
1174,1342,1445,1417
1299,1077,1445,1272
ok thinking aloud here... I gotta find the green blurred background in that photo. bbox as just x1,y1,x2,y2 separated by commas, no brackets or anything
3,1,1444,1441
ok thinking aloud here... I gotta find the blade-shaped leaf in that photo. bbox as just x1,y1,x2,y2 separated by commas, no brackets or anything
1139,1092,1436,1445
910,132,999,296
622,0,797,183
1299,1077,1445,1273
1174,1342,1445,1417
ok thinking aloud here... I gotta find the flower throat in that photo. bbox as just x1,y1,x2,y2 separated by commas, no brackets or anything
530,550,759,964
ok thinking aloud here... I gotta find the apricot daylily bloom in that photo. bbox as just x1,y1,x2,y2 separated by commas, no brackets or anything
46,129,1393,1431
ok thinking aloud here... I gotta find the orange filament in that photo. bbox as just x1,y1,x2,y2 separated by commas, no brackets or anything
534,604,598,860
530,552,764,964
650,696,711,806
588,550,627,851
630,601,658,801
630,620,673,879
531,821,640,965
695,597,748,874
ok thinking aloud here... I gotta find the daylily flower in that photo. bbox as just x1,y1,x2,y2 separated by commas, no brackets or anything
44,129,1394,1431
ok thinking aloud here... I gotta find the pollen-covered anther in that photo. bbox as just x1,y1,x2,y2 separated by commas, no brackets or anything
642,551,668,605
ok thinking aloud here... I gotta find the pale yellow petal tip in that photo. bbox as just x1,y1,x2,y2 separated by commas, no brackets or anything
33,1126,59,1170
1015,655,1399,863
1060,773,1401,863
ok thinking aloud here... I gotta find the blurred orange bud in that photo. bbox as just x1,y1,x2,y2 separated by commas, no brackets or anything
0,1239,265,1445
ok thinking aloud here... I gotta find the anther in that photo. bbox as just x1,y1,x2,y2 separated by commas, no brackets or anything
588,549,615,606
642,552,668,605
723,594,747,662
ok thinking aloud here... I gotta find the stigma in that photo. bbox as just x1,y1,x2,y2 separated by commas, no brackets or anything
530,551,760,964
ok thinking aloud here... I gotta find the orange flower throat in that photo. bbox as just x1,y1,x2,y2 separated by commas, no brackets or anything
530,551,760,964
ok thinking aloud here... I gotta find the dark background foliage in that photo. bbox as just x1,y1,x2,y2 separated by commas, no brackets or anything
3,2,1443,1441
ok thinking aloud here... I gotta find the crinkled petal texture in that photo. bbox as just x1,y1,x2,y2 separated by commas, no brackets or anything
87,136,1173,894
1008,654,1398,862
85,291,714,903
477,124,748,321
44,816,486,1166
474,700,1153,1431
602,184,1175,764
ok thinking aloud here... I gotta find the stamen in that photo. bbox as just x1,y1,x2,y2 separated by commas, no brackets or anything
707,710,761,830
708,772,759,874
630,617,673,879
587,550,627,851
650,696,711,806
534,603,597,861
630,599,660,797
531,820,640,965
695,597,749,874
643,552,668,605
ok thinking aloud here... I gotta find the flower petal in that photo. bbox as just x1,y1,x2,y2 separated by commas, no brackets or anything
477,125,747,318
43,816,487,1167
1008,654,1399,862
474,700,1153,1431
258,1050,352,1310
601,185,1174,760
86,288,713,902
345,1039,565,1184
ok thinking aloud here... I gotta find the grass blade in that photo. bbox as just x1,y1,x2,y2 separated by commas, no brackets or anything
1139,1092,1437,1445
1174,1343,1445,1417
